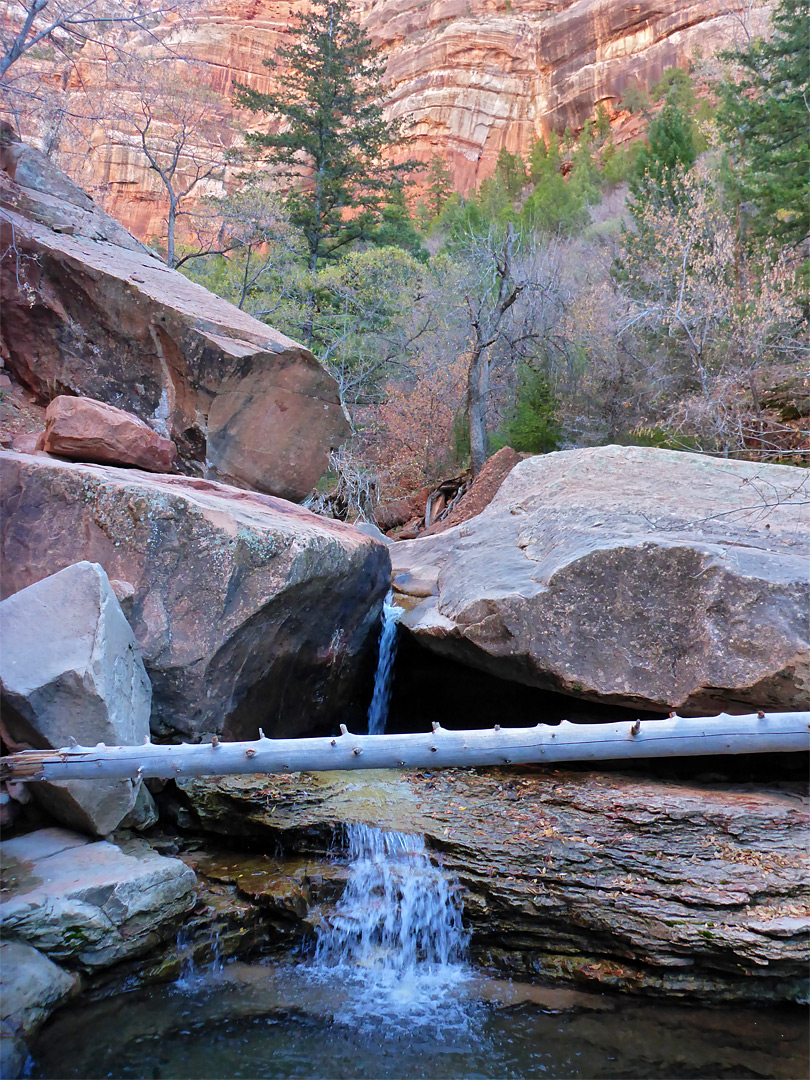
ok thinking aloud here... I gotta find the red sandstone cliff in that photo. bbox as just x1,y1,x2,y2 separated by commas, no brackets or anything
13,1,771,243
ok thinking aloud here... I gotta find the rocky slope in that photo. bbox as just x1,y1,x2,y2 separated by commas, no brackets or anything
23,1,771,241
0,131,348,501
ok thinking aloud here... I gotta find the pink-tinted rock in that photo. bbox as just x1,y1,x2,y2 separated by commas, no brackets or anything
43,396,176,472
10,431,44,454
0,451,391,741
0,136,349,501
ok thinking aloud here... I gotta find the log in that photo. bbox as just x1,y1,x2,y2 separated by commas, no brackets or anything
1,713,807,784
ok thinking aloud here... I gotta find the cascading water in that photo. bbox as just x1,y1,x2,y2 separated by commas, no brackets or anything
366,592,402,734
309,823,470,1025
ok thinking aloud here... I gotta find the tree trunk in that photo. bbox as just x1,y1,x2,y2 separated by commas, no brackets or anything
467,345,489,476
2,713,806,784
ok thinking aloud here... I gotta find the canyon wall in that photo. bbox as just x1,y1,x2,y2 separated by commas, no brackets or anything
22,1,771,242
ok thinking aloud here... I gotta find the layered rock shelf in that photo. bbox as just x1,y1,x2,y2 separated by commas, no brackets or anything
170,766,810,1003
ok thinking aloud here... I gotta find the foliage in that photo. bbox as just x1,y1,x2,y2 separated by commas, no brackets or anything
494,365,560,454
424,154,454,218
717,0,810,246
234,0,410,274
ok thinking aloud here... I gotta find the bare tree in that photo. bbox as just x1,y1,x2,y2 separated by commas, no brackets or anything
104,56,228,266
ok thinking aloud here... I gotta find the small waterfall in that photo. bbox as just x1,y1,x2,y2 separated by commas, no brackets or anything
366,592,402,734
310,823,469,1023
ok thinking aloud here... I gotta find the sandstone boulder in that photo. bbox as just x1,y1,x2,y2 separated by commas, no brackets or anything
0,452,391,740
0,941,78,1080
42,395,176,472
0,136,348,500
391,446,810,714
0,561,151,836
0,828,197,970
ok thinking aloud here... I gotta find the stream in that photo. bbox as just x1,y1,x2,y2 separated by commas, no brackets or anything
25,611,810,1080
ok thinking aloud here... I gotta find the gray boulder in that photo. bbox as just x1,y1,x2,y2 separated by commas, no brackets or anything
0,561,151,835
0,941,78,1080
0,828,197,970
0,453,391,741
391,446,810,713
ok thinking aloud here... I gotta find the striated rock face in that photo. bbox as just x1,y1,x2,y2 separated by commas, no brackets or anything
391,446,810,714
171,767,810,1002
0,452,391,741
0,136,348,501
38,1,771,239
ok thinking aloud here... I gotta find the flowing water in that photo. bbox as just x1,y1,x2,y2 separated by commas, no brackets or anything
30,822,808,1078
307,823,469,1027
366,593,402,734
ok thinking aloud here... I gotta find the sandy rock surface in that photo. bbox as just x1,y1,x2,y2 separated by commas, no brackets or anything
391,446,810,714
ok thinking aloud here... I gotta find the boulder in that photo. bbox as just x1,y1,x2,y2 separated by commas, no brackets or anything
0,452,391,740
0,941,78,1080
42,395,176,472
0,136,348,500
0,561,151,836
0,828,197,970
391,446,810,714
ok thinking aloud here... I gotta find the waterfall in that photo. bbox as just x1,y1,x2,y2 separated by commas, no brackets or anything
366,592,402,734
310,823,469,1022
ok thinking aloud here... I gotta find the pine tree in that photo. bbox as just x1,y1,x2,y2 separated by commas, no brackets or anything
717,0,810,246
235,0,409,276
425,154,454,218
629,102,697,212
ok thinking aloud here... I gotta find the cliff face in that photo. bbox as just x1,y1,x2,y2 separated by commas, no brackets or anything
47,1,770,241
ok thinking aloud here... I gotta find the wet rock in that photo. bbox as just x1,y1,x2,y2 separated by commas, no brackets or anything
391,446,810,714
0,138,348,499
0,453,390,740
0,941,78,1080
42,395,177,472
0,561,151,835
0,828,197,970
173,767,810,1003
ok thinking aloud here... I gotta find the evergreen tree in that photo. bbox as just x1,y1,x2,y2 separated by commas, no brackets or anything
235,0,409,276
629,102,697,211
425,154,454,218
717,0,810,246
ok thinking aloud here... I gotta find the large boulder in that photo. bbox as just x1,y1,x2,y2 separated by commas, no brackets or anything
42,395,177,472
0,828,197,970
0,452,391,740
0,561,151,836
391,446,810,714
0,134,348,500
0,941,78,1080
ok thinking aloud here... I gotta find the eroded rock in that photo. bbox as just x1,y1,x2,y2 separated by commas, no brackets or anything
0,452,391,740
0,561,151,835
391,446,810,714
0,828,197,970
42,395,177,472
172,766,810,1002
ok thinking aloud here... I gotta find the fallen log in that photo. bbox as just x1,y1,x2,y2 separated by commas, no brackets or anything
1,713,807,783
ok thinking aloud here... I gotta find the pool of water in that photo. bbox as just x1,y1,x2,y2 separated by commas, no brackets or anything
30,962,808,1080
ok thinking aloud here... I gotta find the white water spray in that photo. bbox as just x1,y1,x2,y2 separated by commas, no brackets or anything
366,593,402,735
311,823,469,1022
